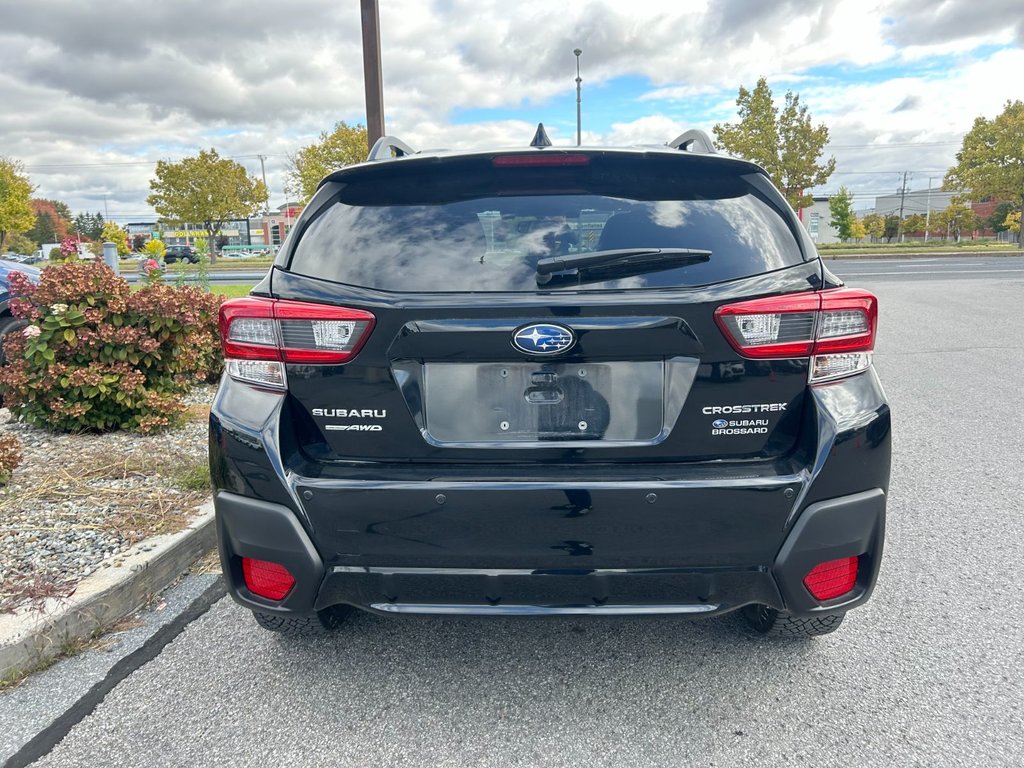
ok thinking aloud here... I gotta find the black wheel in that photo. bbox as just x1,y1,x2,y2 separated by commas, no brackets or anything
741,604,845,638
181,256,192,264
251,605,352,636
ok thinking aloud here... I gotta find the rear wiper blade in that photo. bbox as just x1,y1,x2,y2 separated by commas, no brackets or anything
535,247,712,276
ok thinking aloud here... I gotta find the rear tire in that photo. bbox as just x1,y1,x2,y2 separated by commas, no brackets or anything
741,604,845,638
252,605,352,636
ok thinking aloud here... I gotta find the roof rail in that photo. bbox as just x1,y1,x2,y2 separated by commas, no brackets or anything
367,135,416,162
667,129,716,154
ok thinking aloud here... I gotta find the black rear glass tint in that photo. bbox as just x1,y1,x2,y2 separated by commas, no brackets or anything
288,153,804,292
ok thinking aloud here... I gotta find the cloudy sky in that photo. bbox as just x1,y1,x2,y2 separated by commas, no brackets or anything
1,0,1021,220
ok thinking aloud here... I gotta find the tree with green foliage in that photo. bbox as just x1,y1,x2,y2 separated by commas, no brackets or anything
100,220,131,257
861,213,885,241
27,199,72,245
72,212,105,240
288,122,368,203
944,100,1024,247
0,158,36,251
883,214,900,243
903,213,928,236
986,201,1016,233
934,201,979,242
147,149,268,263
828,187,856,241
713,78,835,211
5,234,35,255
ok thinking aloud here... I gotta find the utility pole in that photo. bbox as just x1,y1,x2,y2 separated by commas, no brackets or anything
574,48,583,146
361,0,385,151
896,171,909,243
258,155,270,215
924,176,933,242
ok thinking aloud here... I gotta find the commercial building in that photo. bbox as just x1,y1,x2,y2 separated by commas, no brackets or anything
124,220,254,249
797,197,841,244
249,203,304,248
872,188,956,219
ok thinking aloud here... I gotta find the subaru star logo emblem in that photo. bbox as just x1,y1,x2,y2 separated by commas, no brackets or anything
712,419,728,428
512,323,576,355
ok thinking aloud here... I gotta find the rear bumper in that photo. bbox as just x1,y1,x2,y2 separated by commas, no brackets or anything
215,486,885,618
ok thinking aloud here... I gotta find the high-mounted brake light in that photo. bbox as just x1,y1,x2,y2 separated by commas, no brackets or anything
219,297,375,389
242,557,296,601
714,288,877,383
492,153,591,167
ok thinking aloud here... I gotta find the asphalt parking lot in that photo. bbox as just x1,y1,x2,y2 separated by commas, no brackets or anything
5,259,1024,767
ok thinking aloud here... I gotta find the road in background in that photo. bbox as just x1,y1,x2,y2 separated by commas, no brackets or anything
8,268,1024,767
826,254,1024,280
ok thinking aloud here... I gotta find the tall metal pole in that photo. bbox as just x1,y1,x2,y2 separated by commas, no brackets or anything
361,0,385,151
258,154,270,215
574,48,582,146
896,171,908,243
924,177,932,242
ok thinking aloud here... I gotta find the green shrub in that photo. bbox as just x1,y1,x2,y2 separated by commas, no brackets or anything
0,260,224,434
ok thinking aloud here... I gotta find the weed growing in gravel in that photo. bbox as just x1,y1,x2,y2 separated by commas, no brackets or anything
175,462,211,492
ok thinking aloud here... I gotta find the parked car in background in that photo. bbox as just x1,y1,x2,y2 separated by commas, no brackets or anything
163,245,198,264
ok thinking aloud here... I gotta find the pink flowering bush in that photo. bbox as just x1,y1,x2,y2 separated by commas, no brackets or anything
0,260,224,433
143,258,162,285
59,237,80,261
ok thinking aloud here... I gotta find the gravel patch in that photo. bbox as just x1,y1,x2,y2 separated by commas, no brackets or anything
0,385,216,613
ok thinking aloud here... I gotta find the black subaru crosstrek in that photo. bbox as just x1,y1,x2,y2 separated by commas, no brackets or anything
210,127,890,639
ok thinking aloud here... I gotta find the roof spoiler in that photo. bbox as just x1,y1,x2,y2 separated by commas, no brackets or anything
667,129,716,154
367,135,416,161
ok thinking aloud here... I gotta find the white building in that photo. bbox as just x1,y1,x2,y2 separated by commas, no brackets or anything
798,197,841,244
873,188,956,218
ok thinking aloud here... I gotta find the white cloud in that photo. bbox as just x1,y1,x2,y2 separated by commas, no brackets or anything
0,0,1018,216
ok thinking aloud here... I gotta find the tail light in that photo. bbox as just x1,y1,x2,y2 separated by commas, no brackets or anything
219,297,375,389
803,556,859,600
241,557,296,600
714,288,877,383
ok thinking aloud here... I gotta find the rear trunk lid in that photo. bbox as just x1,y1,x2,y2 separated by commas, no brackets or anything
264,149,822,465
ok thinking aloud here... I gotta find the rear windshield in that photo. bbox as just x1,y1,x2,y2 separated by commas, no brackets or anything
288,153,804,292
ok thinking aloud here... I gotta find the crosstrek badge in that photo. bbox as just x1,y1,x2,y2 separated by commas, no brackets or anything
702,403,787,415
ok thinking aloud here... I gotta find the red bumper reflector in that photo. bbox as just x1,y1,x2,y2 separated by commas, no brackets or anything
242,557,296,601
803,556,859,600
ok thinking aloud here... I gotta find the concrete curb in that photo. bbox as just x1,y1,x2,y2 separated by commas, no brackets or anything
0,501,216,680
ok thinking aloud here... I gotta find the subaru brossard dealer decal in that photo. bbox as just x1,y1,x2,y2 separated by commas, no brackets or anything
704,402,787,436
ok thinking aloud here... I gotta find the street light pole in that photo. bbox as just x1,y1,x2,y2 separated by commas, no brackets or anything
574,48,582,146
361,0,386,151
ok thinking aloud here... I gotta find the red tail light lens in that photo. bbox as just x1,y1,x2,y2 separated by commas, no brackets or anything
803,556,859,600
219,297,375,388
714,288,877,382
241,557,296,600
